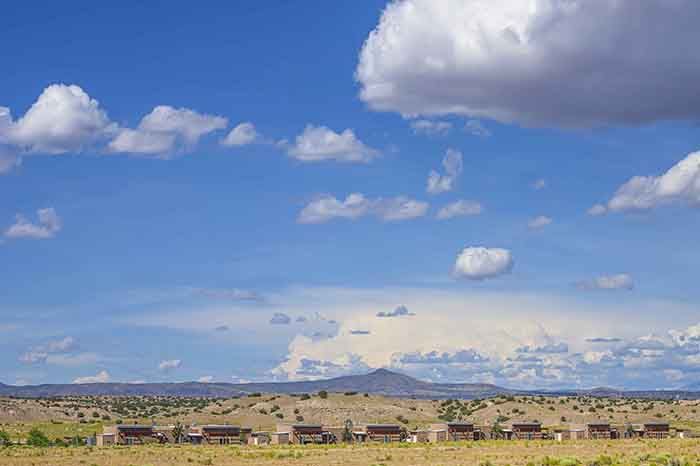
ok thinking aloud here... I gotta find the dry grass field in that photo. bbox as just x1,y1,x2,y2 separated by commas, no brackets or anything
2,439,700,466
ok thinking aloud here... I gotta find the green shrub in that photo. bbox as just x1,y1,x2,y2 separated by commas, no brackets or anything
26,428,51,447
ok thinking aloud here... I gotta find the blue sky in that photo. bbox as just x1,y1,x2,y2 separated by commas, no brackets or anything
2,0,700,390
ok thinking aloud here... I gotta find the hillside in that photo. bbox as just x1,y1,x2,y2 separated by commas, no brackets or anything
0,369,510,399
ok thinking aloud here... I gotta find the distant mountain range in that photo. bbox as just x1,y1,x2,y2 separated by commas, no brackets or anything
1,369,699,399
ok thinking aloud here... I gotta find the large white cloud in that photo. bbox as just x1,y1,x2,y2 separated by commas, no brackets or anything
267,286,700,387
427,148,463,194
123,284,700,388
109,105,227,156
288,125,379,163
1,84,115,154
594,151,700,213
453,246,514,280
357,0,700,127
297,193,428,224
4,207,62,240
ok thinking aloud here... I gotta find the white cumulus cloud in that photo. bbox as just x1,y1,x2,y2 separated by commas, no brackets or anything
298,193,428,224
2,84,115,154
436,200,482,220
357,0,700,127
4,207,62,240
453,246,514,280
109,105,227,156
222,122,258,147
288,125,379,163
427,148,463,194
597,151,700,213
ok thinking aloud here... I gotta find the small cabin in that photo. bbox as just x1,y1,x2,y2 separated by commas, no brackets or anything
103,425,154,445
277,424,334,444
189,425,241,445
587,423,612,440
363,424,403,443
510,422,542,440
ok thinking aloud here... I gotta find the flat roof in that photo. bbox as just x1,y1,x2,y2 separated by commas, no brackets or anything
201,425,240,429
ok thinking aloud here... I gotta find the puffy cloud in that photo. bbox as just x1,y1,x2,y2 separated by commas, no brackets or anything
436,200,483,220
281,355,371,379
297,193,428,224
2,84,115,154
108,129,175,155
19,336,76,364
158,359,182,371
108,105,227,156
287,125,379,163
576,273,634,291
410,119,452,136
270,312,292,325
4,207,62,240
427,148,463,194
596,151,700,213
73,370,110,384
377,305,414,318
528,215,552,229
197,375,214,383
453,246,514,280
222,122,258,146
464,120,491,137
357,0,700,128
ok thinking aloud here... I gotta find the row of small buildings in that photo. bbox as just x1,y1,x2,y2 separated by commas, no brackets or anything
96,421,675,446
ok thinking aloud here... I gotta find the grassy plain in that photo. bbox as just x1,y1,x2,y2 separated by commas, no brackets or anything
2,439,700,466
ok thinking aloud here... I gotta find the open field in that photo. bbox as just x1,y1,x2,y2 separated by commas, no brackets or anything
2,439,700,466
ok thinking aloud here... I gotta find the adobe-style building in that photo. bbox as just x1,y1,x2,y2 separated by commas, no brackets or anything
510,422,543,440
361,424,403,443
276,424,335,444
100,425,155,445
586,422,612,440
188,425,241,445
431,422,477,441
630,422,671,439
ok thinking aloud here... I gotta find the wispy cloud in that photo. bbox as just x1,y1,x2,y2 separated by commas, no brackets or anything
4,207,62,239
